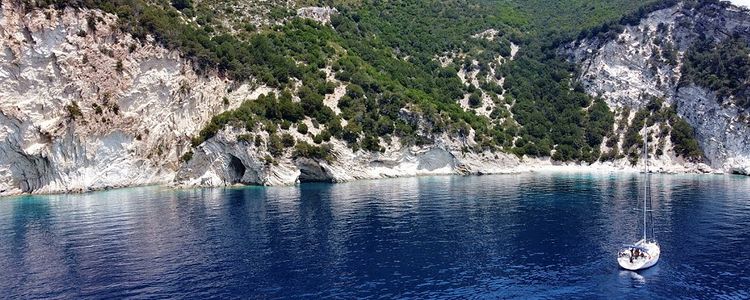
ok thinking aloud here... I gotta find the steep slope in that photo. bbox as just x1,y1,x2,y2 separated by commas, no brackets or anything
569,1,750,174
0,1,529,196
0,3,268,195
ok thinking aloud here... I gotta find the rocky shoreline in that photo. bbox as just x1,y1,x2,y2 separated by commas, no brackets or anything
1,139,721,197
0,165,722,198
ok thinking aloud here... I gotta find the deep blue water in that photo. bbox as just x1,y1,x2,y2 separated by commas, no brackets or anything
1,173,749,299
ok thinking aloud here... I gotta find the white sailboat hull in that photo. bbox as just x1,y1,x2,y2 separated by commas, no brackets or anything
618,240,660,271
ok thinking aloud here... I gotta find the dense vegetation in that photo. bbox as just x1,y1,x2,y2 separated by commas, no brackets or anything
27,0,710,163
682,36,750,109
615,97,703,164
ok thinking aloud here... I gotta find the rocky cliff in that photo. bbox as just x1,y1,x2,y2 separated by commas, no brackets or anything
569,2,750,175
0,2,531,196
0,3,268,195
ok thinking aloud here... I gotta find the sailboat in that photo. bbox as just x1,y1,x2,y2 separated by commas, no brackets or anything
617,126,660,271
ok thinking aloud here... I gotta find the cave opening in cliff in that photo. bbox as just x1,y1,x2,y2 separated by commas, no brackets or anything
297,164,334,183
227,155,246,183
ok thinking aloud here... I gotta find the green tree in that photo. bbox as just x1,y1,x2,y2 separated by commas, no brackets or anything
297,122,309,134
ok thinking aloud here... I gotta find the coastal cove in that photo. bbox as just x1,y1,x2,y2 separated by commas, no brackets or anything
1,173,748,298
2,1,750,298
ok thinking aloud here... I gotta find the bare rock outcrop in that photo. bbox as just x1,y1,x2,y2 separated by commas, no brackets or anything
568,2,750,174
296,7,338,25
0,3,266,195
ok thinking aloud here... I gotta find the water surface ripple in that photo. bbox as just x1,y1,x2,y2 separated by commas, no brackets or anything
1,173,749,298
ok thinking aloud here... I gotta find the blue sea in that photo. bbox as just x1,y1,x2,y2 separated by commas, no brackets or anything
1,173,749,299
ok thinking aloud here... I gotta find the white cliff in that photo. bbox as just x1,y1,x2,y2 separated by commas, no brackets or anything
569,2,750,175
0,3,267,196
0,3,531,195
175,123,670,188
175,126,532,187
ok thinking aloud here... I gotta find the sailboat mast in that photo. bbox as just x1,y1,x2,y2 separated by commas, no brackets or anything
643,126,648,241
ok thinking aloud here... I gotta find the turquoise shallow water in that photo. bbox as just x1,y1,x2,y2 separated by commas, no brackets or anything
1,173,749,299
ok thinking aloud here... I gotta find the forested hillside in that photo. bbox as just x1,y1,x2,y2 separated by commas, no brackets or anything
682,36,750,108
22,0,705,163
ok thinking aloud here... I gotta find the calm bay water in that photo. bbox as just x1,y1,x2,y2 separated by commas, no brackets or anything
1,173,749,299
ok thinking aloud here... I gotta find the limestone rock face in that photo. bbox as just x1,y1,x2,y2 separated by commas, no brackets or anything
568,2,750,174
173,127,526,188
296,7,338,25
0,2,527,196
0,4,266,196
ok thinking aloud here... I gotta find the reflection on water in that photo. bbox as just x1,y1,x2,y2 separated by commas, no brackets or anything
620,270,647,286
0,174,749,298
